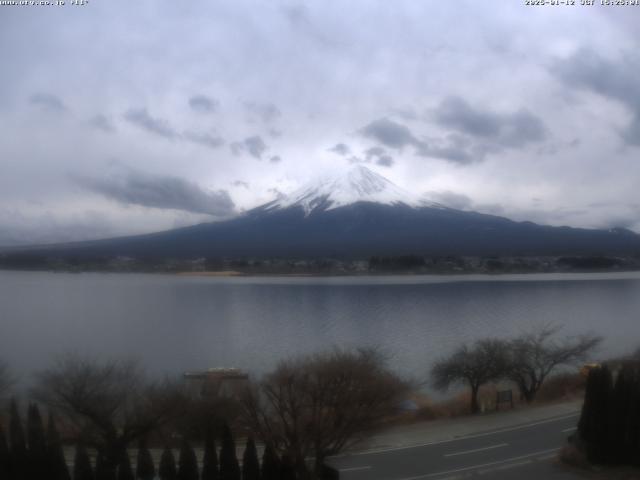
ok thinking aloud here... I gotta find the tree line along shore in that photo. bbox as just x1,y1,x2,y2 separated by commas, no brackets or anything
2,252,640,275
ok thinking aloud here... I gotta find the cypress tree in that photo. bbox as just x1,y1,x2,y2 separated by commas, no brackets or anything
0,423,10,480
73,444,95,480
610,365,634,464
135,438,155,480
278,454,295,480
578,366,613,464
96,450,117,480
46,412,71,480
159,447,178,480
95,451,107,480
117,453,135,480
241,437,260,480
219,424,240,480
630,365,640,467
260,445,280,480
597,365,614,465
27,404,48,479
178,440,199,480
201,427,219,480
578,367,597,442
9,399,27,480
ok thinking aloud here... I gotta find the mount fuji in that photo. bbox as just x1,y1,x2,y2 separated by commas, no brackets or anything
11,166,640,260
262,165,428,215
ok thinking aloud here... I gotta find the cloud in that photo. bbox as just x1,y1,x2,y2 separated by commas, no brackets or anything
364,146,394,167
269,155,282,163
362,103,545,166
75,169,235,216
231,135,268,159
29,93,66,113
360,118,418,149
245,136,267,158
553,48,640,107
244,101,281,123
124,108,178,140
233,180,249,189
267,188,287,200
329,143,351,156
364,146,384,160
622,115,640,146
425,190,473,210
183,131,224,149
281,4,309,27
189,94,218,113
391,108,419,121
0,209,115,247
375,155,394,167
88,114,115,132
552,48,640,146
433,96,547,148
416,134,494,165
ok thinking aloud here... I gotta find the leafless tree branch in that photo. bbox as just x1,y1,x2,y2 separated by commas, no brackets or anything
241,347,409,479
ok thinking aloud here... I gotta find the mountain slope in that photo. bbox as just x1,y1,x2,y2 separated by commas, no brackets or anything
6,166,640,259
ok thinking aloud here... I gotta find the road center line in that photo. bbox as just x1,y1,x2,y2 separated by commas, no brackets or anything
562,426,577,433
394,448,560,480
443,442,508,457
339,466,371,472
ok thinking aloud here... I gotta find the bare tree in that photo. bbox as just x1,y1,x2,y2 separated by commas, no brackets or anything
241,348,409,479
431,339,509,414
506,325,602,403
32,354,185,476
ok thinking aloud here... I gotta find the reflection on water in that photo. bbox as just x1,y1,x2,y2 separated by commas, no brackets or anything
1,270,639,384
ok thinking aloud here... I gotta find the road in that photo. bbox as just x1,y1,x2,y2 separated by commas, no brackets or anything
327,413,585,479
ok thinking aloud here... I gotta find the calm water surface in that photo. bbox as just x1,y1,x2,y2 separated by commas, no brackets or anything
1,270,640,384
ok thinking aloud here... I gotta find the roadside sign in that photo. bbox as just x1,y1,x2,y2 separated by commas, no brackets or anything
496,389,514,410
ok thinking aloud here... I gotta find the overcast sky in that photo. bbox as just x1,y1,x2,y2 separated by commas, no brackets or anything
1,1,639,245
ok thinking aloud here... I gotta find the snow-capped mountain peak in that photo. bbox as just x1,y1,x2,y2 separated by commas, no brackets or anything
267,165,429,215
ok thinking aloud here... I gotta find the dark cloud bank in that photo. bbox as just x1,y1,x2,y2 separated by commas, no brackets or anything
29,93,67,113
189,94,218,114
124,108,178,140
183,131,225,149
231,135,268,159
329,143,351,156
433,96,547,148
360,97,547,165
552,48,640,146
124,107,224,149
76,169,235,217
88,114,115,132
244,101,281,123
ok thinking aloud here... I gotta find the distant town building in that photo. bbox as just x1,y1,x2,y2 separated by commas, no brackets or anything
183,367,249,399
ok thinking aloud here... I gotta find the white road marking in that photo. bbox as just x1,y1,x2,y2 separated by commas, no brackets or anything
562,426,577,433
339,466,372,472
477,459,532,475
536,452,559,461
331,412,579,458
444,443,508,458
394,448,560,480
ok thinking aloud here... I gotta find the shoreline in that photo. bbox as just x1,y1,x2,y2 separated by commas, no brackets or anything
5,269,640,285
3,268,640,281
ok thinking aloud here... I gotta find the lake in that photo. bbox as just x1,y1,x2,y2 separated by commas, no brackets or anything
1,270,640,387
